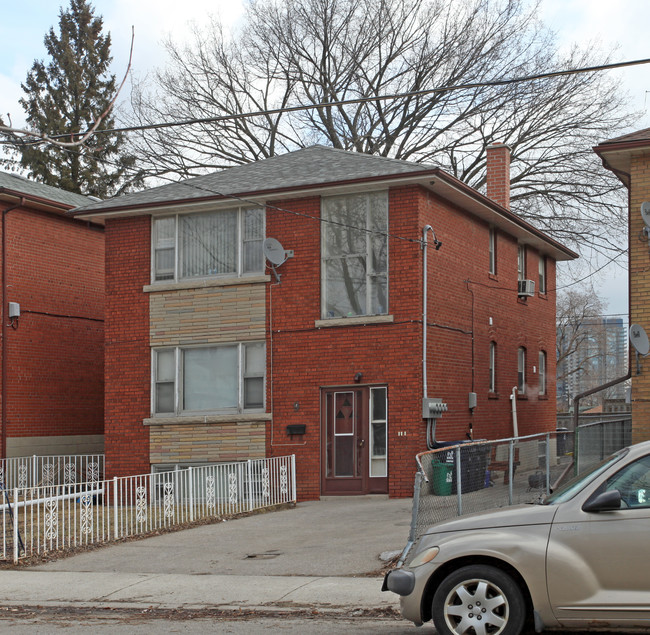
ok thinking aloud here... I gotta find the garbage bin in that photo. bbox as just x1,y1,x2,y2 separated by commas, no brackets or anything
431,440,489,495
430,460,454,495
556,427,569,456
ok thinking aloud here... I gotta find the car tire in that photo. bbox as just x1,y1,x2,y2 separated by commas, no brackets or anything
432,564,526,635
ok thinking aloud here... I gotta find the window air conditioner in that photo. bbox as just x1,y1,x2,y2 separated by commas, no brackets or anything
518,279,535,297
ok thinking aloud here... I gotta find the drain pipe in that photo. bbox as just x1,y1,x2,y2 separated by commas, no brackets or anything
2,201,23,459
510,386,519,439
422,225,441,444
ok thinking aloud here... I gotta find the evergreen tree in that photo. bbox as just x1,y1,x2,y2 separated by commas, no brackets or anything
18,0,138,197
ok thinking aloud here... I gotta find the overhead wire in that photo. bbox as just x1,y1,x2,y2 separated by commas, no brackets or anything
1,56,650,143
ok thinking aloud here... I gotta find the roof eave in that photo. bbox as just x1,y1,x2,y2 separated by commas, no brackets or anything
72,167,576,261
429,172,578,261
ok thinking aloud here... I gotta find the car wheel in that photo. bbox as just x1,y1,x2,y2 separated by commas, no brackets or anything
432,564,526,635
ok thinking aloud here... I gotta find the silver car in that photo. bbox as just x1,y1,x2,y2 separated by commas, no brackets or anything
384,440,650,634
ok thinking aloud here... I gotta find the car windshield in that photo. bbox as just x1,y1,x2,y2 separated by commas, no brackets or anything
542,448,628,505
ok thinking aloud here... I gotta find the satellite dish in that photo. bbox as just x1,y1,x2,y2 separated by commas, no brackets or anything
641,202,650,228
630,324,650,356
263,237,288,266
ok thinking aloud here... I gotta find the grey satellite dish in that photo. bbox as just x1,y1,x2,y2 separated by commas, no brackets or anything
642,202,650,228
630,324,650,356
263,237,289,266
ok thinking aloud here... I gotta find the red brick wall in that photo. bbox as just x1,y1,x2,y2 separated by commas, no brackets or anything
266,186,557,499
104,215,151,477
0,204,104,454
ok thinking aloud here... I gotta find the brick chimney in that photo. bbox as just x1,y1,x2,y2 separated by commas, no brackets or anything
486,143,511,210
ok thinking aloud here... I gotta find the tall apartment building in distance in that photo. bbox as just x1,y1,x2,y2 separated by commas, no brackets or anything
557,317,627,410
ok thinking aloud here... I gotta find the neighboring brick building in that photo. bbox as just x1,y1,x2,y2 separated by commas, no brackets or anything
0,172,104,457
595,128,650,443
74,145,575,499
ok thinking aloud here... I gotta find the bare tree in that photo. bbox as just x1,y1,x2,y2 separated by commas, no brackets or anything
124,0,634,255
556,287,611,409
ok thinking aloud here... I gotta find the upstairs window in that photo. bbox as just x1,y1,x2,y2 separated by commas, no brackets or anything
152,208,264,282
517,244,526,281
488,227,496,274
321,191,388,318
538,256,547,294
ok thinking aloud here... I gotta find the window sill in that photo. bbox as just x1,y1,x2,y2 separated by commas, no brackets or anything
538,394,548,400
516,394,528,401
488,392,499,400
144,274,270,293
143,412,272,426
488,273,498,281
315,314,394,328
538,292,548,300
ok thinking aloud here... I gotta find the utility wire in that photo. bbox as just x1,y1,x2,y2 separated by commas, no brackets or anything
2,56,650,143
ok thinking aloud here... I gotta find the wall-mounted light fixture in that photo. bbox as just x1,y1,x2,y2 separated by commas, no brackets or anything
354,372,363,383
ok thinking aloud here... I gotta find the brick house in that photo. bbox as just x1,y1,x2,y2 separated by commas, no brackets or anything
0,171,104,457
73,145,575,499
595,128,650,443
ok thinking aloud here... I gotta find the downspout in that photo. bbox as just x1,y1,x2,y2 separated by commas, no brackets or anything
2,201,23,459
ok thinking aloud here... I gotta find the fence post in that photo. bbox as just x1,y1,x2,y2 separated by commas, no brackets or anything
113,477,118,540
545,433,551,495
12,488,18,564
33,456,37,488
188,466,194,522
291,455,297,503
247,460,253,511
508,441,514,505
397,471,423,567
455,446,463,516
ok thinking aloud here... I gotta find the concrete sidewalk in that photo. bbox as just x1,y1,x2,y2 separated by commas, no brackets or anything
0,571,396,613
0,496,413,615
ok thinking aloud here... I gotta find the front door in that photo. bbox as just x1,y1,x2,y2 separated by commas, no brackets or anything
321,386,388,495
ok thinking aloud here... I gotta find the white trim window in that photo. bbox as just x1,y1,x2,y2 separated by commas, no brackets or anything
538,255,546,294
539,350,547,396
152,208,264,282
152,342,265,415
489,341,496,393
517,244,526,282
517,346,526,393
488,227,496,274
370,387,388,478
321,191,388,318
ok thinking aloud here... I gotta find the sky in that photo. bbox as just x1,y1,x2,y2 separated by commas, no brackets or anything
1,0,649,320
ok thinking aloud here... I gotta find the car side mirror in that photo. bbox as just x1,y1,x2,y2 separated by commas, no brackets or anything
582,489,622,513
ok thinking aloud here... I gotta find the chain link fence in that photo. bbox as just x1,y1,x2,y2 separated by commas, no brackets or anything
401,419,631,565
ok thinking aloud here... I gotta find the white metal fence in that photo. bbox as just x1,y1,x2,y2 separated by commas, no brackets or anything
1,455,296,563
0,454,105,490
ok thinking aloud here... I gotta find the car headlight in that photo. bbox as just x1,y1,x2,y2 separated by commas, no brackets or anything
409,546,440,567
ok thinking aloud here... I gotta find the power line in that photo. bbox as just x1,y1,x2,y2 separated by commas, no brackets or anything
3,57,650,143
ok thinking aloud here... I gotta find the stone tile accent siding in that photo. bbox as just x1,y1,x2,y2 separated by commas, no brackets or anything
149,421,266,464
150,283,266,346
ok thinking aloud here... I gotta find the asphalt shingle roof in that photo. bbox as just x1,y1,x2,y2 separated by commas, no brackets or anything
0,171,90,208
599,127,650,146
73,145,439,214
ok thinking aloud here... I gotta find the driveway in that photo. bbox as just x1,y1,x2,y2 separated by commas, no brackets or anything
33,496,413,577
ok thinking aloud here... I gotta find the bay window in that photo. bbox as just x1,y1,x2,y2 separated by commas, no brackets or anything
152,208,264,282
152,342,265,415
